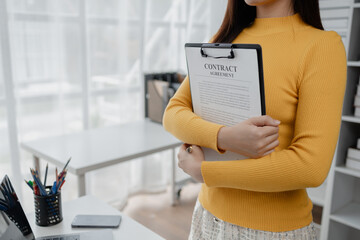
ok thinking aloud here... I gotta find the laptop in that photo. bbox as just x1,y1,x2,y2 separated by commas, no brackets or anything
0,175,113,240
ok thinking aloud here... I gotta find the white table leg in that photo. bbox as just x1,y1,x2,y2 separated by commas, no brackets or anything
171,148,177,206
78,174,86,197
33,155,41,178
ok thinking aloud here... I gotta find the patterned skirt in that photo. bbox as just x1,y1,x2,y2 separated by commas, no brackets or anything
189,199,318,240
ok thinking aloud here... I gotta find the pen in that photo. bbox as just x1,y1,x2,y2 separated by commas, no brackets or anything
58,170,67,182
33,177,46,196
31,169,46,196
59,180,66,190
56,176,66,193
24,180,33,190
44,163,48,186
56,168,58,185
35,169,46,193
51,181,57,194
33,183,39,196
62,157,71,173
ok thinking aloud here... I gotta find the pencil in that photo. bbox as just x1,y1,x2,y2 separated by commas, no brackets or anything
62,157,72,173
44,163,48,186
24,180,33,190
56,168,58,185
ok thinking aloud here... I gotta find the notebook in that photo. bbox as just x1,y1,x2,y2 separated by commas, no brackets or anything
0,175,113,240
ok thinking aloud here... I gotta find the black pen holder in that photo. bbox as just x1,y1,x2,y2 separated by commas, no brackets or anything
34,187,62,226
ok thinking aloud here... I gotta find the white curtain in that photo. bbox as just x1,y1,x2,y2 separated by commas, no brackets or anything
0,0,227,211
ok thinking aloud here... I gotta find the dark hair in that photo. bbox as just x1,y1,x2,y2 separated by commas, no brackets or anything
212,0,324,43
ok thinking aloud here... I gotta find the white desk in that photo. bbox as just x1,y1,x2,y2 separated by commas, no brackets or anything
21,119,182,204
26,195,164,240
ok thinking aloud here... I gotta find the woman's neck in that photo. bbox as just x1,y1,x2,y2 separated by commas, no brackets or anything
255,0,294,18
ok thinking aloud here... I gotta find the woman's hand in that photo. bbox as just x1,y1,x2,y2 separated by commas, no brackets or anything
177,144,204,183
217,115,280,158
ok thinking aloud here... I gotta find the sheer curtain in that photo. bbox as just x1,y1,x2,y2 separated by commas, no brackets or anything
0,0,227,211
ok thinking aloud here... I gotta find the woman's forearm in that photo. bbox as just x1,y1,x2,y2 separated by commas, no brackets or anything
164,78,280,157
216,117,280,158
163,77,225,152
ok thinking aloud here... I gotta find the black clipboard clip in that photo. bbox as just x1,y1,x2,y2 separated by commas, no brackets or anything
200,43,235,59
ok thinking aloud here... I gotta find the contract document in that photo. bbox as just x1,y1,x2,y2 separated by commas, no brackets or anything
185,43,265,161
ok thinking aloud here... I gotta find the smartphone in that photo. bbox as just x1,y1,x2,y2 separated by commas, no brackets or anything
71,214,122,228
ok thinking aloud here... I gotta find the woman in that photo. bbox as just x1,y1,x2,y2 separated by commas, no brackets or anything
163,0,346,239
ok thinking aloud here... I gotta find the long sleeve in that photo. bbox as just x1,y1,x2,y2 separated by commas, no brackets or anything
162,76,224,152
201,33,347,192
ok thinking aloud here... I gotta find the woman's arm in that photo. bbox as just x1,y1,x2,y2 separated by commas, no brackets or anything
163,78,280,158
201,32,347,192
163,77,223,152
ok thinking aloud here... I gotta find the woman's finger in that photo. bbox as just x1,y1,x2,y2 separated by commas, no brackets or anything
180,143,187,151
260,126,279,137
191,145,204,155
178,144,188,161
192,145,201,150
262,149,275,157
249,115,280,127
262,139,280,154
262,132,279,146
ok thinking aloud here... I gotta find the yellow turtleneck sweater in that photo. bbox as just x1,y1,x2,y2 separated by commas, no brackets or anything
163,14,346,232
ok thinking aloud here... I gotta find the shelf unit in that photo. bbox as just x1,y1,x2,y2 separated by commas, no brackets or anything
348,61,360,67
321,1,360,239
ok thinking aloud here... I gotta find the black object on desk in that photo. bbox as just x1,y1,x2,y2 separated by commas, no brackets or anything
0,175,34,238
34,186,63,226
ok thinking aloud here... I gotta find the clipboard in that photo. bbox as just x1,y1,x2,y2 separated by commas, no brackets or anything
185,43,265,161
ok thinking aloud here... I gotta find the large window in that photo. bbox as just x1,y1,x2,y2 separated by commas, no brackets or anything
0,0,226,210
